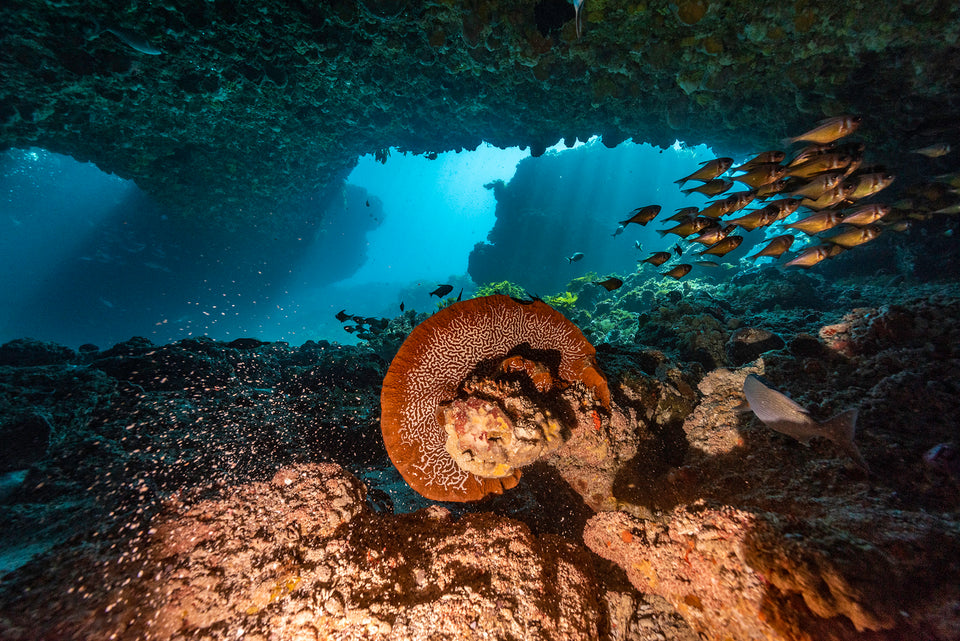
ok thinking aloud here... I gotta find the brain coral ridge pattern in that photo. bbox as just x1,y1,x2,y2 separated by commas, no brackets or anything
381,294,603,502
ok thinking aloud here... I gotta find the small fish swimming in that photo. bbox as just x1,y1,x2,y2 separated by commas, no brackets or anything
667,207,701,221
612,224,626,237
840,204,890,226
699,235,743,257
672,242,683,257
732,164,788,189
727,208,779,231
640,251,672,266
657,217,716,238
788,171,846,199
674,157,734,186
785,210,845,235
743,374,868,471
663,263,692,279
733,151,786,173
847,171,895,201
567,252,585,263
786,153,852,179
430,284,454,298
783,244,844,268
912,142,951,158
691,223,735,245
399,302,405,312
621,205,661,226
681,179,733,197
335,309,350,322
747,234,795,260
594,277,623,291
801,182,856,209
783,115,862,146
822,224,882,248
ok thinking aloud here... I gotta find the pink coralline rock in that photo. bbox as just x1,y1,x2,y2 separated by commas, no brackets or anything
584,506,777,641
0,463,605,640
585,505,960,641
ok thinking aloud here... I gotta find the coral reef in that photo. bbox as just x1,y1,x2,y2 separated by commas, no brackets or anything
2,277,960,639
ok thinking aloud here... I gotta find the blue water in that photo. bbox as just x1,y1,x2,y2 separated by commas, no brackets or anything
0,140,718,349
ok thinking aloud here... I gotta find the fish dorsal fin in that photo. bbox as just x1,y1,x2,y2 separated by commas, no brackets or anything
743,374,809,424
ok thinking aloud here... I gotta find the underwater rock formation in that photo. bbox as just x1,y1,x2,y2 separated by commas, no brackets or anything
4,1,960,229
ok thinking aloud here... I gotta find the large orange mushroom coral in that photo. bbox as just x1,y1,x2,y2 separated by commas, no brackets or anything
381,295,609,502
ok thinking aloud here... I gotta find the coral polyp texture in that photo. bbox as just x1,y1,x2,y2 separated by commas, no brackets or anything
380,294,609,502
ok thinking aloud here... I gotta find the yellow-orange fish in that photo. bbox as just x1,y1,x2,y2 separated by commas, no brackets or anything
822,224,882,248
727,207,779,231
747,234,795,260
700,235,744,256
594,277,624,291
785,210,845,234
766,198,804,221
841,204,890,226
756,178,789,199
691,224,736,245
801,182,856,209
783,115,862,145
789,171,845,199
681,178,733,197
733,164,788,189
787,143,837,168
786,153,852,179
675,157,734,186
847,171,895,201
734,151,786,173
784,244,844,268
663,263,693,279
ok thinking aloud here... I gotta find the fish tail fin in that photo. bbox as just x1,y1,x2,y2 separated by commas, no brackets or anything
780,136,796,147
680,187,694,195
821,408,869,472
674,178,687,185
656,229,669,237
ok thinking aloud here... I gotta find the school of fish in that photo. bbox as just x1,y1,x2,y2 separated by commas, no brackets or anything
583,115,954,289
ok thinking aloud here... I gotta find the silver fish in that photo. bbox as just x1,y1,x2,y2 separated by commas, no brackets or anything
743,374,868,471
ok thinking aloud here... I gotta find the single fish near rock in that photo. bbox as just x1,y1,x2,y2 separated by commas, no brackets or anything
783,115,862,146
594,277,623,291
566,252,585,263
620,205,662,226
430,284,454,298
743,374,868,471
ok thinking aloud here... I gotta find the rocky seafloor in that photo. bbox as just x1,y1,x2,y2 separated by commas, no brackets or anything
1,273,959,641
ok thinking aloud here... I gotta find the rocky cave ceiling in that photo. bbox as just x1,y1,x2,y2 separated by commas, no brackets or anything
2,0,959,235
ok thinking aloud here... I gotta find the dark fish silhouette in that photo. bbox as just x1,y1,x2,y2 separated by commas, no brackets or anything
430,284,454,298
594,277,623,291
640,251,672,266
620,205,661,226
335,309,350,322
400,301,404,312
673,243,683,257
663,264,692,280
